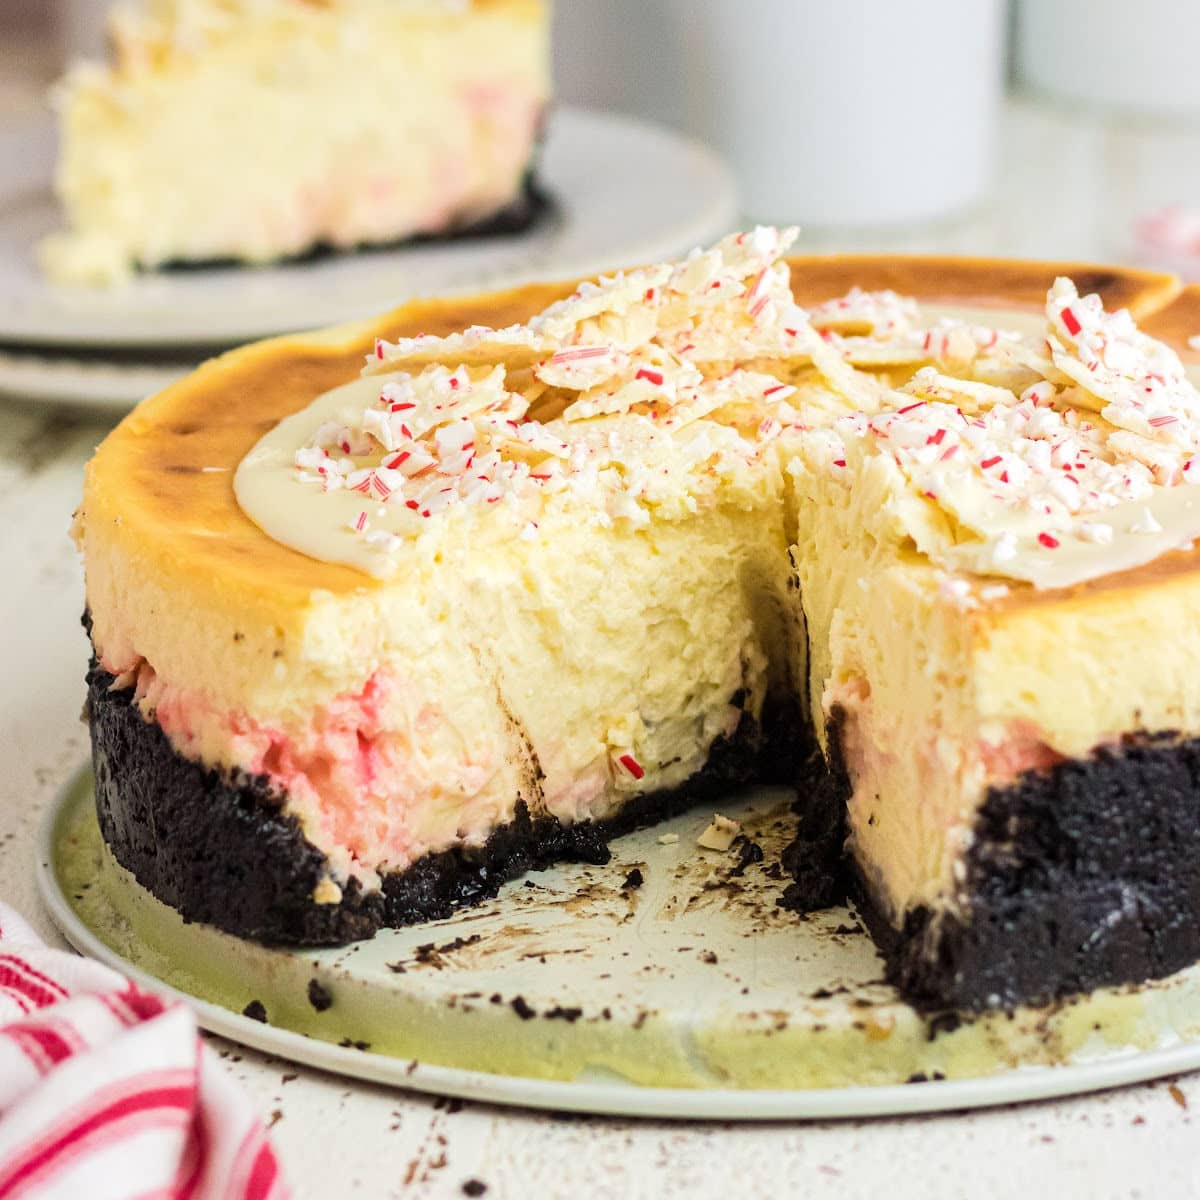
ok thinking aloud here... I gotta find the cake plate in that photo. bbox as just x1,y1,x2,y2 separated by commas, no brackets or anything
0,345,194,412
38,768,1200,1120
0,107,737,352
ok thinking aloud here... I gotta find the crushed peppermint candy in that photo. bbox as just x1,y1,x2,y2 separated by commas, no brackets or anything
295,228,871,546
1045,277,1200,452
808,287,920,338
1077,521,1114,545
856,390,1151,561
616,753,646,781
1129,506,1164,535
803,275,1200,577
278,228,1200,585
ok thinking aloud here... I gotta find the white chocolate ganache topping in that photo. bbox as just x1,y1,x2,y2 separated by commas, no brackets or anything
236,229,1200,592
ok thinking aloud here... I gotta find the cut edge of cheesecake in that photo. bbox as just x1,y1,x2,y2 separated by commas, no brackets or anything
77,254,1200,1016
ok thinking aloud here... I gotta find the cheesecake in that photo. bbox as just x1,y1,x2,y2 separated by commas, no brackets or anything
77,229,1200,1015
786,281,1200,1009
40,0,550,286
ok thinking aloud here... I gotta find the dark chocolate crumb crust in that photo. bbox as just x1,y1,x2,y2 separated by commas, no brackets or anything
777,740,850,913
242,1000,268,1023
306,979,333,1013
153,167,552,275
833,718,1200,1013
925,731,1200,1012
87,657,801,947
89,645,1200,1015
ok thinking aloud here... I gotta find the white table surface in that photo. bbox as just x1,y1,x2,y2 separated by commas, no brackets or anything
6,90,1200,1198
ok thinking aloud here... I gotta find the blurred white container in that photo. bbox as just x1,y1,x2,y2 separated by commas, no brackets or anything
556,0,1007,230
665,0,1006,229
1016,0,1200,120
554,1,696,134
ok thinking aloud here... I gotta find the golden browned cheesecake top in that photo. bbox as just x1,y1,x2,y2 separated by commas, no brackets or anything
785,255,1180,316
82,281,575,615
83,252,1200,627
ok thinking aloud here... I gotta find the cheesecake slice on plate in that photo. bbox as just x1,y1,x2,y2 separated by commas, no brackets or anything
76,229,1200,1017
41,0,550,285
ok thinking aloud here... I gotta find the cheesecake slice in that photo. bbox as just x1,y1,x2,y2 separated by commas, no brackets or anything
77,230,1200,1016
79,232,802,943
41,0,550,286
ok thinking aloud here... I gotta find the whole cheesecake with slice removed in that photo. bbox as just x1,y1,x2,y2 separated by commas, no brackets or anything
77,229,1200,1015
41,0,550,286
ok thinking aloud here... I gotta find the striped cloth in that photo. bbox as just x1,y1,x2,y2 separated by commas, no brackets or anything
0,904,289,1199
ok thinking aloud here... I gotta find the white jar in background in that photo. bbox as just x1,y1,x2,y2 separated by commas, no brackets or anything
665,0,1006,229
1016,0,1200,120
554,0,696,135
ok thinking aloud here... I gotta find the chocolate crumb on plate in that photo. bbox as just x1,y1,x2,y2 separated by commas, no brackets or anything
510,996,536,1020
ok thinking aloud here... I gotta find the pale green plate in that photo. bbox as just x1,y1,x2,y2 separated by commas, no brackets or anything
36,767,1200,1118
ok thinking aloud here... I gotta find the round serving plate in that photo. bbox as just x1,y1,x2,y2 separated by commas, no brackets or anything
0,345,195,413
0,107,737,351
37,768,1200,1120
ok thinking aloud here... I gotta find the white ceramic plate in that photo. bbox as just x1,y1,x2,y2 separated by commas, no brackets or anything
0,108,737,351
38,769,1200,1119
0,346,195,412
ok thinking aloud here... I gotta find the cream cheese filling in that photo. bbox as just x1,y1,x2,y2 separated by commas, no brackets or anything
120,231,1200,924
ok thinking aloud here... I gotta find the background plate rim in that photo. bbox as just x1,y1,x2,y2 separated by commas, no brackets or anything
0,346,192,413
0,107,738,351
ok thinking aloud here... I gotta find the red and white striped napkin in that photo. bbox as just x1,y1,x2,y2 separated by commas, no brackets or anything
0,903,289,1199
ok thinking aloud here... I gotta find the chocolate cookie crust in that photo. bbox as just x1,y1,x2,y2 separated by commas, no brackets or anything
157,168,551,275
86,658,799,946
846,731,1200,1014
89,648,1200,1011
